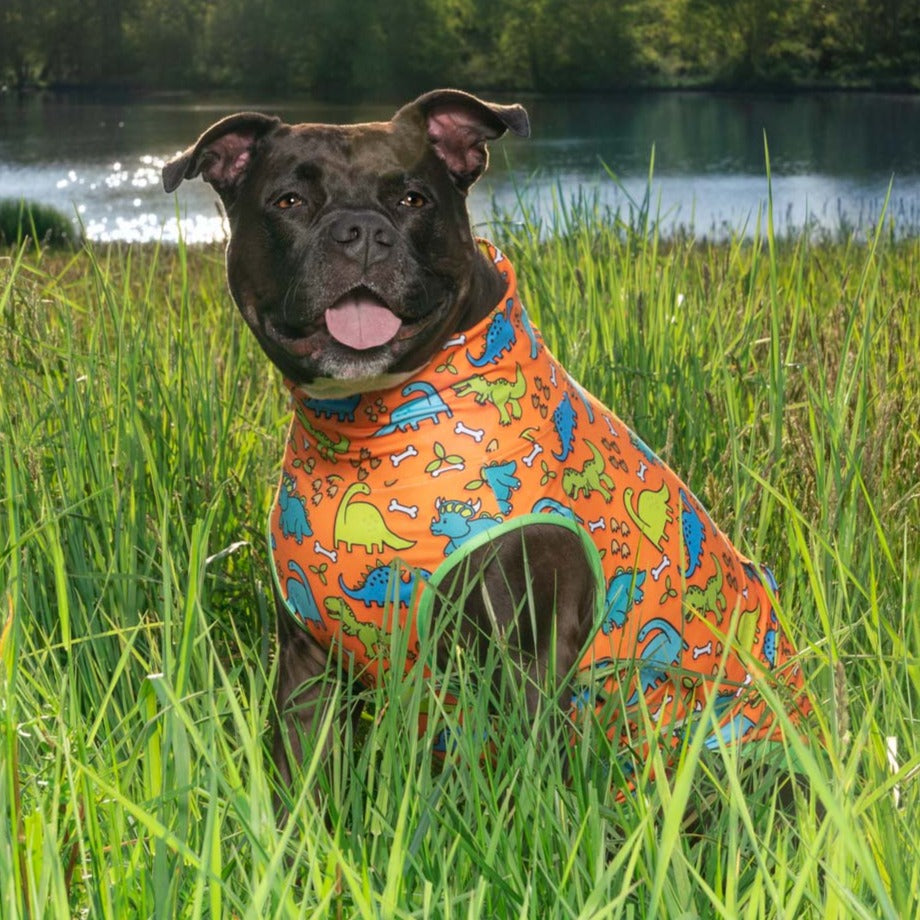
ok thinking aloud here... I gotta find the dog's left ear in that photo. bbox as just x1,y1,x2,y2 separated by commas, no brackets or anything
397,89,530,192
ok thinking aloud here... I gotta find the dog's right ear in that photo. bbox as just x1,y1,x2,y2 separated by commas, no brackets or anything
162,112,281,196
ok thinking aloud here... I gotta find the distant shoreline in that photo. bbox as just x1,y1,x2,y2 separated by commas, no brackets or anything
4,81,919,108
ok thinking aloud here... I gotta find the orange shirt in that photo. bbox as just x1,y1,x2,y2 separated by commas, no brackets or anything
269,241,806,751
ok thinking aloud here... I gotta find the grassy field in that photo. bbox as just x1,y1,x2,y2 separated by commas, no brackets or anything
1,204,918,918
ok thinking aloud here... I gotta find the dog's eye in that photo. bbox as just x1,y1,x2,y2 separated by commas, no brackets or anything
399,191,427,209
274,193,304,210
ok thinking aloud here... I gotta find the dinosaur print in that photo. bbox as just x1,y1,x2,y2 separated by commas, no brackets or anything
481,460,521,513
323,597,388,662
430,497,503,555
552,391,578,460
602,567,647,633
268,241,807,763
467,298,516,366
569,379,596,424
627,616,688,705
562,440,614,502
624,482,673,552
285,560,324,627
743,560,780,600
734,603,762,653
338,563,430,608
333,482,416,553
277,473,312,544
452,365,527,426
679,489,706,578
629,431,662,467
372,381,453,436
530,497,582,522
703,713,756,749
683,553,727,624
296,407,350,462
518,307,540,359
305,394,361,422
762,626,777,667
759,607,780,667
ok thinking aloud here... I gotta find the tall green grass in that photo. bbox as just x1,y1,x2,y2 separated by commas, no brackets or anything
1,200,917,917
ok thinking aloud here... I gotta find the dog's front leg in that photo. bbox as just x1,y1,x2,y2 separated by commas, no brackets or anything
432,522,597,723
272,595,361,813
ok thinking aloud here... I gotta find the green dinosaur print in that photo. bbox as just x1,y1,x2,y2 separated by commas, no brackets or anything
323,596,418,664
333,482,416,553
452,364,527,426
324,597,386,660
734,602,761,650
561,440,615,502
624,482,673,552
683,553,727,625
296,406,350,462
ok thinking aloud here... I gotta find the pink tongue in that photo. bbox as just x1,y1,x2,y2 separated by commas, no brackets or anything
325,297,402,350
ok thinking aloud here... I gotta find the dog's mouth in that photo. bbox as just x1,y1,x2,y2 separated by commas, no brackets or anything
261,283,450,385
324,288,403,351
266,287,404,358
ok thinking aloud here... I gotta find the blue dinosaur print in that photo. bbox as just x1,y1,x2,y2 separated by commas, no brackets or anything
742,561,773,589
482,460,521,514
278,474,312,544
552,392,578,461
569,379,596,424
530,497,583,523
629,431,662,467
627,617,688,705
761,565,779,592
704,714,756,749
742,561,780,625
602,568,647,633
432,727,454,754
432,722,489,755
372,381,453,436
679,489,706,578
518,307,540,359
430,497,503,555
467,299,516,366
306,394,361,422
285,561,324,627
762,626,777,667
338,563,430,608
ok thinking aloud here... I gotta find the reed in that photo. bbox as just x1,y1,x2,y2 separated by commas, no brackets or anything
1,193,917,917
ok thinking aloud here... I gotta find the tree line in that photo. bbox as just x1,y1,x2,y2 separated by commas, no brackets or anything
2,0,919,99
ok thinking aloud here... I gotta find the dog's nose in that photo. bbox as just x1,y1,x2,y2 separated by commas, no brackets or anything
329,211,395,266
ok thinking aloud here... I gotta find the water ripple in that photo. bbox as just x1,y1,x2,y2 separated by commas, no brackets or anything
2,150,919,245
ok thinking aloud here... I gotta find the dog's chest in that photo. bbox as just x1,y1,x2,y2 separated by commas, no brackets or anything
268,244,782,692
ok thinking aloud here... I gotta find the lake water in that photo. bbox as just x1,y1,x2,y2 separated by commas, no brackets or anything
2,92,919,243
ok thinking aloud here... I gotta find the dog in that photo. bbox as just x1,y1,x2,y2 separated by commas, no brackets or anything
163,89,807,798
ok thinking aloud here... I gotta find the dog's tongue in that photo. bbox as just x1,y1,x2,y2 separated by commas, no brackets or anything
325,296,402,350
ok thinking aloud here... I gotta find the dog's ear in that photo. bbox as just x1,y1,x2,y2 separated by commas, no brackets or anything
162,112,281,196
397,89,530,192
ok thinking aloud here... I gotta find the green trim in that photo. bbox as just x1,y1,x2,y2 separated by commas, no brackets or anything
269,509,610,641
415,512,607,640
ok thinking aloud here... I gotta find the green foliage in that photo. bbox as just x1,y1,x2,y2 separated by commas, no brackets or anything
0,200,80,249
1,194,918,915
1,0,919,95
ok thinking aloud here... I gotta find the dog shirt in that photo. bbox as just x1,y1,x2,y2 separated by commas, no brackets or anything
269,241,806,754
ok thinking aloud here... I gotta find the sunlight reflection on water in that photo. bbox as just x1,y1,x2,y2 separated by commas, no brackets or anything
9,152,918,246
1,153,230,244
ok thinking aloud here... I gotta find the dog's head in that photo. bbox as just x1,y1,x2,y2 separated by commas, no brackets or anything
163,90,529,394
